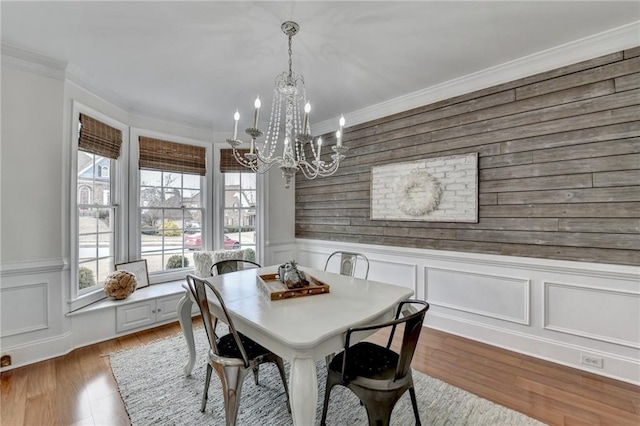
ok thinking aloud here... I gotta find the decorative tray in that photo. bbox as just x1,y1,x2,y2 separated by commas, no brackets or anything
257,273,330,301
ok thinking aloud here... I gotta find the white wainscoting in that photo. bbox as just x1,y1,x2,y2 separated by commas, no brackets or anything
426,267,530,325
265,240,297,267
544,281,640,349
1,282,49,337
0,258,70,371
296,238,640,385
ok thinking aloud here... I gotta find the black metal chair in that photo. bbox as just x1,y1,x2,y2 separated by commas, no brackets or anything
211,259,261,276
324,251,370,279
186,274,290,425
320,299,429,426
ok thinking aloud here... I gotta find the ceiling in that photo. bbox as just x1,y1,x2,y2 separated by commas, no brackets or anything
2,1,639,135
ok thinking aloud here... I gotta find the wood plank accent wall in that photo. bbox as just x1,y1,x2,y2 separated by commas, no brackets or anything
295,47,640,266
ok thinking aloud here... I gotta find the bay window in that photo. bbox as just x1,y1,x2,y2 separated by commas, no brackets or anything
70,107,263,311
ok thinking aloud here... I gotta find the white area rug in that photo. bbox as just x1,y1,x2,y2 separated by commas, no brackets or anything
110,328,546,425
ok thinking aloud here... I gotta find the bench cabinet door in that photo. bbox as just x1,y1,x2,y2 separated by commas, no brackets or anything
116,300,155,333
155,294,182,322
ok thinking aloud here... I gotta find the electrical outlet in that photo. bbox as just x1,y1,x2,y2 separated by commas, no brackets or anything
0,355,11,367
580,354,603,369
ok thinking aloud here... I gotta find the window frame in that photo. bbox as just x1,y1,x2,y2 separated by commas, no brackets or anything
69,101,129,312
214,146,264,264
130,128,213,284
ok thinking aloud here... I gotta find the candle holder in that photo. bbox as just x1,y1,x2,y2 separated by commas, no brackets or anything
246,128,263,139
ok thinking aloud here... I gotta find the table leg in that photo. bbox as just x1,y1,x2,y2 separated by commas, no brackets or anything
289,356,318,426
177,292,196,377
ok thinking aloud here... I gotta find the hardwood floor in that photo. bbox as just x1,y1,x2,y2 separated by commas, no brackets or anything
1,321,638,425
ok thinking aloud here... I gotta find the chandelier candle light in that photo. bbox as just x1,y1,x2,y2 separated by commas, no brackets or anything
226,21,348,188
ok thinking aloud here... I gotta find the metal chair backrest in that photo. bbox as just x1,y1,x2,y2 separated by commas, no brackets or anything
186,274,250,366
211,259,261,276
324,251,370,279
344,299,429,380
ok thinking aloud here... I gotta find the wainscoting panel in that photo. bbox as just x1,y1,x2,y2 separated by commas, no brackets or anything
0,282,49,337
545,281,640,348
426,267,530,325
371,260,418,295
0,258,70,371
265,241,296,266
296,238,640,385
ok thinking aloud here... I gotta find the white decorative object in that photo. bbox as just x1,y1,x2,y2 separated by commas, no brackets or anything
193,249,254,277
396,170,442,216
192,251,215,278
103,270,137,300
371,153,478,222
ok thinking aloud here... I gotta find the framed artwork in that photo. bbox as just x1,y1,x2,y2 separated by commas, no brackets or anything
115,259,150,289
371,153,478,222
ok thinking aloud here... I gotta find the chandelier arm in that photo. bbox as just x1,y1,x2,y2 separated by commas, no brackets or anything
297,160,319,179
232,146,283,174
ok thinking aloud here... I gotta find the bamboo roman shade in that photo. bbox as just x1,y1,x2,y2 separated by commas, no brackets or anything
78,113,122,159
139,136,206,176
220,149,252,173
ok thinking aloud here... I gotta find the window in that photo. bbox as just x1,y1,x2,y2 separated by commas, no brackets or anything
222,172,256,251
71,109,125,310
140,170,203,273
138,136,207,277
220,149,257,254
77,152,115,292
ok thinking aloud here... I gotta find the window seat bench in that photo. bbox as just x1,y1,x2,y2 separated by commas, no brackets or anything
68,280,195,333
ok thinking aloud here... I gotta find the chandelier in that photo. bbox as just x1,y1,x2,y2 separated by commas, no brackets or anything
227,21,348,188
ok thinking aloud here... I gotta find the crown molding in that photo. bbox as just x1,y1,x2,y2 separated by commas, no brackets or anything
65,63,215,131
313,20,640,135
4,20,639,136
1,43,67,80
64,62,133,113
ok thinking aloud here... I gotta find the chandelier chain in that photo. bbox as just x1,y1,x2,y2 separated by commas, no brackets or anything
288,33,293,82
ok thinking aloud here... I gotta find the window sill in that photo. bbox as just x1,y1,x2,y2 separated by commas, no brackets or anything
66,280,187,317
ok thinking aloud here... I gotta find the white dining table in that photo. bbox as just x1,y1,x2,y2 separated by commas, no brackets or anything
177,265,414,426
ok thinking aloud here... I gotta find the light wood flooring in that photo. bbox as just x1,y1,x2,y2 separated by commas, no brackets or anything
1,321,638,425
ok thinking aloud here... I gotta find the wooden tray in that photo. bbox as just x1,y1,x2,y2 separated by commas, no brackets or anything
257,273,330,301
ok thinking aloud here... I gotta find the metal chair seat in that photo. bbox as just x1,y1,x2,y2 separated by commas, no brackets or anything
321,299,429,426
216,332,271,360
328,341,399,381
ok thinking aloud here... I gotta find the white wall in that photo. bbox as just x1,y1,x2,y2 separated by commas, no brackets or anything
1,66,64,262
296,238,640,385
264,172,296,266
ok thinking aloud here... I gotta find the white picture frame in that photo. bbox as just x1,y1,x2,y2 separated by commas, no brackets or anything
370,153,478,222
115,259,150,289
